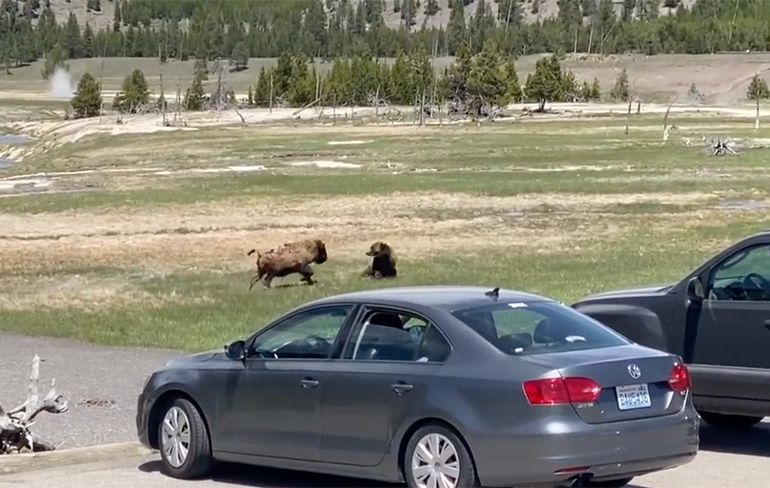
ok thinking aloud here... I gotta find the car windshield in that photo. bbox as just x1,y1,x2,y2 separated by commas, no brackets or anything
452,300,629,356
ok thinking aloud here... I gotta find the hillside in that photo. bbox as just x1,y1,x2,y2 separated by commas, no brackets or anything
46,0,702,30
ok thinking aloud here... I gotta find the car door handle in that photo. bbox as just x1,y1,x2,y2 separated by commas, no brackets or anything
391,382,413,395
300,378,320,389
764,320,770,330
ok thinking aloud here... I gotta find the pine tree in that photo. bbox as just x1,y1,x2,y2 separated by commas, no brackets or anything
559,0,582,27
184,70,207,110
254,66,271,107
504,59,522,103
560,70,578,101
525,55,563,111
445,41,472,103
247,85,254,106
747,74,770,100
194,57,208,81
305,0,327,56
64,12,82,58
83,23,95,58
113,0,122,31
497,0,521,27
583,77,602,100
401,0,416,27
466,40,508,115
611,68,630,101
447,0,467,54
389,51,412,104
71,72,101,118
424,0,439,16
41,42,68,80
114,69,150,113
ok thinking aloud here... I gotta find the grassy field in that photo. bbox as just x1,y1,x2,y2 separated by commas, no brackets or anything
2,111,770,351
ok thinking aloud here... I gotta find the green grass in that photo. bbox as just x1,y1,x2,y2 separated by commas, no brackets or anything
3,115,770,214
1,170,764,215
3,219,768,352
3,113,770,351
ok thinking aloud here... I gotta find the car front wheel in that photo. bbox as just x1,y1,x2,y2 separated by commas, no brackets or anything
404,425,478,488
158,397,212,479
699,411,763,430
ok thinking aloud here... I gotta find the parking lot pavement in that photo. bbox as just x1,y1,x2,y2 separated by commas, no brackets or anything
4,422,769,488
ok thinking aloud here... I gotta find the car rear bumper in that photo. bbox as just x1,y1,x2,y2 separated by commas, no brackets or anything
470,406,700,487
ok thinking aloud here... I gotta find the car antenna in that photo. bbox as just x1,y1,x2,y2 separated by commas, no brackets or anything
485,287,500,299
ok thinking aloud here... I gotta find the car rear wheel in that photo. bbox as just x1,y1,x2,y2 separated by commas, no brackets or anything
581,478,634,487
158,398,212,479
699,411,763,430
404,425,477,488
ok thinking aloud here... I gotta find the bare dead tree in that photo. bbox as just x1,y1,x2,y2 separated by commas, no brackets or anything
1,355,68,454
662,97,677,142
625,98,633,135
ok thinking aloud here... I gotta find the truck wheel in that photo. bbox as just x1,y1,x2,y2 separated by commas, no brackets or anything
699,411,763,430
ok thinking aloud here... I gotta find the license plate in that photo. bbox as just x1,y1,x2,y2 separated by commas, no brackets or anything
616,384,652,411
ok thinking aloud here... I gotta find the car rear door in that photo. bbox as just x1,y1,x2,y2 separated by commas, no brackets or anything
690,243,770,401
214,304,356,460
317,306,451,466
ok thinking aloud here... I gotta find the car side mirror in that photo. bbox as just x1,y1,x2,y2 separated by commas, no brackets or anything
225,340,246,361
687,276,705,303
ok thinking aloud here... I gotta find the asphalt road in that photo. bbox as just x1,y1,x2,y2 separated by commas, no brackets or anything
3,422,770,488
0,331,181,448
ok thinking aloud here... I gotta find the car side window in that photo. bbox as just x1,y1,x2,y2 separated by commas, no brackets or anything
250,306,353,359
709,245,770,302
347,310,450,363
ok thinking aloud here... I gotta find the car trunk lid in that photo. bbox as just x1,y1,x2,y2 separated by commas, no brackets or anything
520,345,687,424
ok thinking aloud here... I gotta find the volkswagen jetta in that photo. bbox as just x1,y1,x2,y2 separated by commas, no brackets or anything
137,286,699,488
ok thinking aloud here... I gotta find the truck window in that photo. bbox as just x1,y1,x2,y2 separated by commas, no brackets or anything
709,245,770,302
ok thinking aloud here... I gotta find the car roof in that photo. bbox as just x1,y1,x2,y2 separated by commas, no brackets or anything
305,286,554,312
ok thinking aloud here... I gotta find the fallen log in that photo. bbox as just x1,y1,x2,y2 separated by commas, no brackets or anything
0,355,68,454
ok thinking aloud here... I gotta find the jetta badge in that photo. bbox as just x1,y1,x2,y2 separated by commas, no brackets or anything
628,364,642,379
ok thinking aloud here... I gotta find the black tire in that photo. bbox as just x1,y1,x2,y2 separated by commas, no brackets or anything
582,478,634,488
403,424,478,488
699,411,763,430
158,397,213,479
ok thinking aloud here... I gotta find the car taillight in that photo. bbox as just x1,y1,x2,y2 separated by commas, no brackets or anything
668,362,691,393
523,377,602,405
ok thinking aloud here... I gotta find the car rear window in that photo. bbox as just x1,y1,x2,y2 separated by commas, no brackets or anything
452,300,629,355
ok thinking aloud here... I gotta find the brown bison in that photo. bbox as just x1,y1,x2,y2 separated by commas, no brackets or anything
247,239,328,290
361,241,397,279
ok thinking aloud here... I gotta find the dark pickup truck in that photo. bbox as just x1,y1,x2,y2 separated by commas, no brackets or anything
573,231,770,429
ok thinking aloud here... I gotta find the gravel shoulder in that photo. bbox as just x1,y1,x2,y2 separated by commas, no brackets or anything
0,331,181,449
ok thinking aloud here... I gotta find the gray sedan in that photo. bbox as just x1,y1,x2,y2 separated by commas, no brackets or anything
136,286,699,488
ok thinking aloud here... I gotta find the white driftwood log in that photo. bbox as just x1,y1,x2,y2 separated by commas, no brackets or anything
0,355,68,454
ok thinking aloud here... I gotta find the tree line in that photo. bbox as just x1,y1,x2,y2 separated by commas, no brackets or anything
71,40,615,119
5,0,770,77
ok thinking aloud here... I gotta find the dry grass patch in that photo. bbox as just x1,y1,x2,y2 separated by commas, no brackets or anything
0,274,213,311
0,191,727,276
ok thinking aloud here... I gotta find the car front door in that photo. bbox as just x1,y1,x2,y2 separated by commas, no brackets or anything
214,304,356,460
317,307,452,466
691,243,770,401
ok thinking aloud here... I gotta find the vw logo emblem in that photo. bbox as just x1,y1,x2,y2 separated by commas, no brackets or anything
628,364,642,379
